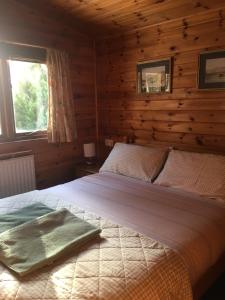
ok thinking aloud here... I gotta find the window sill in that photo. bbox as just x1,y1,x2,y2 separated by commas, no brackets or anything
0,132,47,144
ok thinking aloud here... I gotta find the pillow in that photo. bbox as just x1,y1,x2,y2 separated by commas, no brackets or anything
154,149,225,199
100,143,168,182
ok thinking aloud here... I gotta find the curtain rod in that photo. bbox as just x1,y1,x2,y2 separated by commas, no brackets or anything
0,40,46,50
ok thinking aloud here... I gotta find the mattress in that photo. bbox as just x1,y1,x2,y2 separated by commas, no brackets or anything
0,172,225,299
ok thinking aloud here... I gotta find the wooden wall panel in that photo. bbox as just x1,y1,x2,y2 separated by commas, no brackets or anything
96,8,225,157
0,0,96,188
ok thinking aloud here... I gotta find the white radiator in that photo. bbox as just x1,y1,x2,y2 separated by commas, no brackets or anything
0,155,36,198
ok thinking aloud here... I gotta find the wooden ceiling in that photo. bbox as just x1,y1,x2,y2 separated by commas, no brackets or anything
14,0,225,38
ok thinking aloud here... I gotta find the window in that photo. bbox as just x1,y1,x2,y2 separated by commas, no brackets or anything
0,43,48,141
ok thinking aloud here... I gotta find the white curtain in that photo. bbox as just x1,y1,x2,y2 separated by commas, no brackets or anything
47,49,77,143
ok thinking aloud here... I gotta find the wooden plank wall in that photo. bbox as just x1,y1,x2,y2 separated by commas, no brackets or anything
0,0,96,188
96,9,225,158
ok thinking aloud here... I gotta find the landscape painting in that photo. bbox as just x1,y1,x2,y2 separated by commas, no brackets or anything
205,57,225,83
199,50,225,89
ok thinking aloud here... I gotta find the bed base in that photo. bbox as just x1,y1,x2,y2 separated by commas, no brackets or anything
193,253,225,299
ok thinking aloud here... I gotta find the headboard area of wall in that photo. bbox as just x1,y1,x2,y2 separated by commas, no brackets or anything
96,8,225,159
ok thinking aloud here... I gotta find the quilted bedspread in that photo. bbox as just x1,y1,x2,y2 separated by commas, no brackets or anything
0,191,193,300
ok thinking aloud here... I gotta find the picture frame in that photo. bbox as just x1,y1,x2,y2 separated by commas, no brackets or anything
137,58,172,94
198,50,225,90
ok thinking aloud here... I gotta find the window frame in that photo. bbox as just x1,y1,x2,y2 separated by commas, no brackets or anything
0,43,48,142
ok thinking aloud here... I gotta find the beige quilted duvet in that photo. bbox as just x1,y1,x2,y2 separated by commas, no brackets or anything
0,191,193,300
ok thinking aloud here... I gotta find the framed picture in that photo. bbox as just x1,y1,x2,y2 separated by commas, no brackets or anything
198,50,225,89
137,58,172,94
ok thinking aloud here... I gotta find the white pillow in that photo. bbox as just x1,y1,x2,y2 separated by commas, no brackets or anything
100,143,168,182
154,149,225,199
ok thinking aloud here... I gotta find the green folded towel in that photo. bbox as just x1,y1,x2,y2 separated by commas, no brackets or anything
0,203,54,234
0,207,101,276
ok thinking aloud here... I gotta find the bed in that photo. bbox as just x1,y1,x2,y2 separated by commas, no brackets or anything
0,144,225,300
0,171,225,300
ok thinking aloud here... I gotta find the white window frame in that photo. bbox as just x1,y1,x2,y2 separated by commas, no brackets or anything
0,43,48,142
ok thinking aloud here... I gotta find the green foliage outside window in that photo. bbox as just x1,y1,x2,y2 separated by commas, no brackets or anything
10,62,48,133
